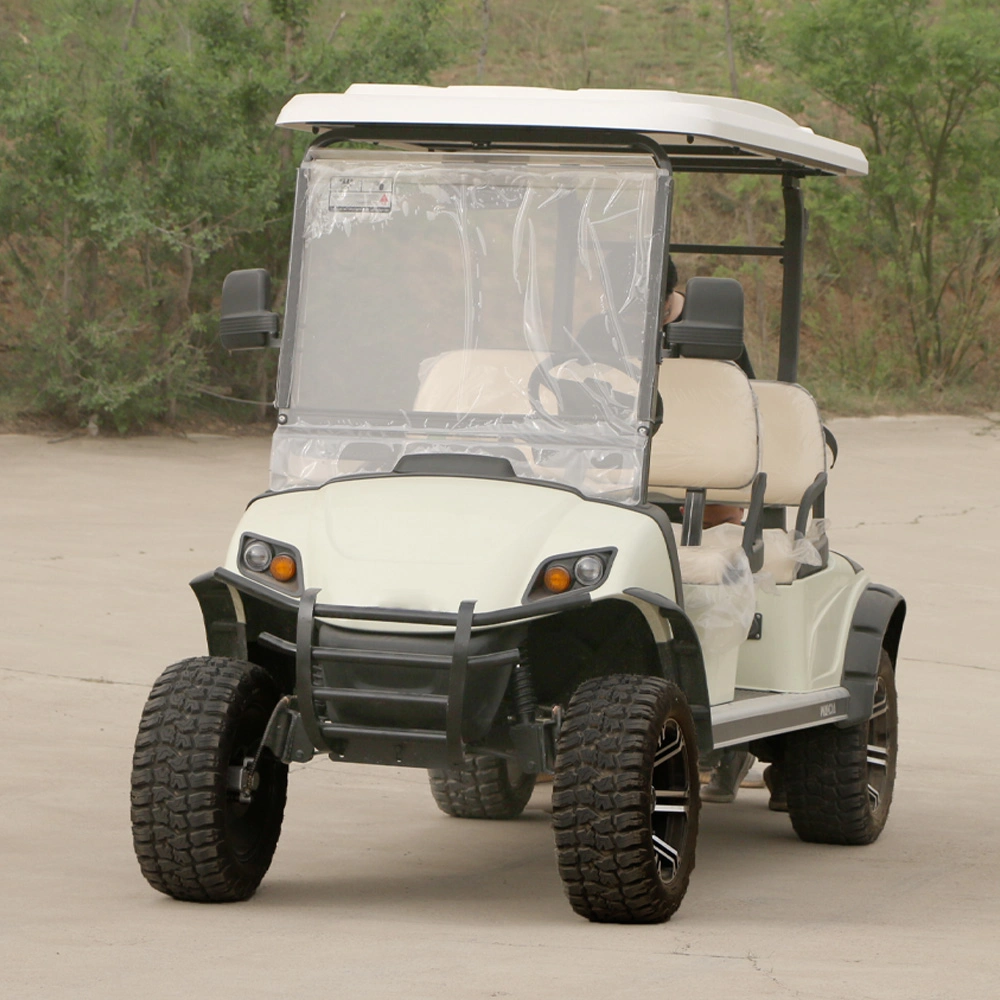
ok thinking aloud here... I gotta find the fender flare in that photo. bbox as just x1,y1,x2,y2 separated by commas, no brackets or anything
838,583,906,728
623,587,713,753
191,570,303,667
190,572,248,660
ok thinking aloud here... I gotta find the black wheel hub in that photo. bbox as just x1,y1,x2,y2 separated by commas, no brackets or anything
650,719,693,884
866,675,891,817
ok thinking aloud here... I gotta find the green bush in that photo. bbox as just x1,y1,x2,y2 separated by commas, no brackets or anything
14,309,208,432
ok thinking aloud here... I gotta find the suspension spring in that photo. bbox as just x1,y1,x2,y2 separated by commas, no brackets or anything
512,655,538,725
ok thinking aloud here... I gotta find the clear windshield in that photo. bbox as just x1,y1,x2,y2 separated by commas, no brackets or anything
271,150,669,503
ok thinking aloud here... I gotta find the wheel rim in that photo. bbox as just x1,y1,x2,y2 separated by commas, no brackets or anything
866,675,891,817
650,718,693,885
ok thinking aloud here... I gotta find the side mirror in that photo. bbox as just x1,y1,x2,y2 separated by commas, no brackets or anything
219,269,280,350
662,276,744,361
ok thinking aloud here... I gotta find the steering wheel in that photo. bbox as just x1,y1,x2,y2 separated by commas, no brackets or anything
526,352,638,422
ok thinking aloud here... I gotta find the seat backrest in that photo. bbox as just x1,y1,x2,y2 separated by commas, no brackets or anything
414,349,540,414
648,358,760,493
707,380,826,505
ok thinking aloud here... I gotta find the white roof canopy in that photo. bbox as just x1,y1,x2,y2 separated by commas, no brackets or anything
277,85,868,177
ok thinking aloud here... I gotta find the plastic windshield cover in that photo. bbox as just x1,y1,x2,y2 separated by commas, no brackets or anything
272,150,669,504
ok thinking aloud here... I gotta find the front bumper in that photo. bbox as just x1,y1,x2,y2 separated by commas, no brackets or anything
206,568,593,770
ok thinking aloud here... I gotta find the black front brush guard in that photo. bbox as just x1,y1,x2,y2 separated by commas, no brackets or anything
220,574,592,771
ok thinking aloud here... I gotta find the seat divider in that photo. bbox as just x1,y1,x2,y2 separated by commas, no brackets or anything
680,488,705,546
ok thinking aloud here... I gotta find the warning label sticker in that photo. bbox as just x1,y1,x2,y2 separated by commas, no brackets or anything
329,176,394,213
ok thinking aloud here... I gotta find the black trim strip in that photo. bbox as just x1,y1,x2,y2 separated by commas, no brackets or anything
307,130,828,176
320,723,448,744
778,175,806,382
310,124,671,169
259,630,520,671
314,646,452,666
314,687,448,708
671,243,785,257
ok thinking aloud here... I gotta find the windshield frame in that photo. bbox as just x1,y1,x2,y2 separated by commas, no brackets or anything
273,146,672,506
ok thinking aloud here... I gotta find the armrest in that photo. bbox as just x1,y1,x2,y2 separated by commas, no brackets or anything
741,472,767,573
794,471,828,538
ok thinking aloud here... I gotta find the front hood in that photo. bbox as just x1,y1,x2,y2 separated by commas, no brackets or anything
226,475,667,614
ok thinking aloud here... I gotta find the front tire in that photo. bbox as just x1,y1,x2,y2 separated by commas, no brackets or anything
552,674,700,923
429,755,536,819
131,656,288,902
784,650,898,844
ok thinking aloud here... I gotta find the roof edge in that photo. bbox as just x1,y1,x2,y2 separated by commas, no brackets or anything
276,85,868,177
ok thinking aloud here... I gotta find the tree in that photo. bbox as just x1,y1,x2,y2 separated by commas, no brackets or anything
777,0,1000,384
0,0,450,431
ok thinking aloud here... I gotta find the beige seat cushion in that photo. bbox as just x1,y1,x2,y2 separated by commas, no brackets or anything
668,523,756,671
670,522,741,583
649,358,760,492
414,350,638,417
673,516,823,588
414,349,541,413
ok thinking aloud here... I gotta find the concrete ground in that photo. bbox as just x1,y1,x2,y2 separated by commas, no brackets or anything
2,415,998,999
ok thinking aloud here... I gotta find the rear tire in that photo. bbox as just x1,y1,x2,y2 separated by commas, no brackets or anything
552,674,700,923
429,755,536,819
784,650,897,844
131,656,288,901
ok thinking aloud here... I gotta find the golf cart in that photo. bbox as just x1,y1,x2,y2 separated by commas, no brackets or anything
131,86,905,923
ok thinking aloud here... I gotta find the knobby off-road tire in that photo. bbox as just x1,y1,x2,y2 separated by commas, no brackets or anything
131,656,288,902
428,755,536,819
784,650,897,845
552,674,700,923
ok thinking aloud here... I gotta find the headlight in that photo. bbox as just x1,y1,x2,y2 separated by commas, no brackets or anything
242,540,273,572
573,554,604,586
239,534,302,592
524,548,616,602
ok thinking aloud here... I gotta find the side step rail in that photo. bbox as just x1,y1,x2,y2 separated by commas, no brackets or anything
711,687,851,748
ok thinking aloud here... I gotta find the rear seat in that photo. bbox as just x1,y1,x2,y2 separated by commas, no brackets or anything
653,273,829,585
708,379,829,583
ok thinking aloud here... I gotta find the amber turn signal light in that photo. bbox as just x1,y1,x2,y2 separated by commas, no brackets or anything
543,564,573,593
269,553,297,582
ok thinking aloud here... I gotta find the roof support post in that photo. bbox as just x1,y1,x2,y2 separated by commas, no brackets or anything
778,175,806,383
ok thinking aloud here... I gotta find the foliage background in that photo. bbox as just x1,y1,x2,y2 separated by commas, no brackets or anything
1,0,997,432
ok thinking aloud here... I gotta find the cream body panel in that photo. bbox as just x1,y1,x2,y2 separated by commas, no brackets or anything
734,554,870,694
224,476,676,628
704,644,740,707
